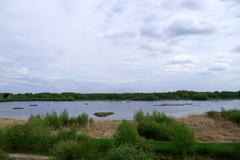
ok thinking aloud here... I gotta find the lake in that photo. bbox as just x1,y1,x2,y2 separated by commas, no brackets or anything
0,100,240,120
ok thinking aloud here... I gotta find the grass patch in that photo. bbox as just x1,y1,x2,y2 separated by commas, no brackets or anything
94,112,114,117
206,108,240,125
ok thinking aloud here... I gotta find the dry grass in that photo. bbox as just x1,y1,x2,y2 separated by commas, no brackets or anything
1,115,240,143
177,115,240,142
80,120,121,138
0,118,26,128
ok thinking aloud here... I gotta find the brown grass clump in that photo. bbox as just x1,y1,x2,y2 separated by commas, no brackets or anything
0,118,26,128
83,120,120,138
177,115,240,142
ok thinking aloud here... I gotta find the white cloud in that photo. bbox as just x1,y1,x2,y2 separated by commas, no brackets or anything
0,0,240,92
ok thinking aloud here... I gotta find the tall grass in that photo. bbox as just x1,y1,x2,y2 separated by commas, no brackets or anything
0,149,8,160
114,120,139,145
28,110,90,129
206,108,240,125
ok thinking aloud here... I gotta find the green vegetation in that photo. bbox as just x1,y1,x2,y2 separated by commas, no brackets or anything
94,112,114,117
28,110,90,129
206,108,240,125
12,107,24,110
0,149,8,160
0,111,239,159
105,144,154,160
1,90,240,101
114,120,139,145
135,110,174,141
134,110,195,159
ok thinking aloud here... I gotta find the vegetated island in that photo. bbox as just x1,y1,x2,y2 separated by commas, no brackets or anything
0,90,240,102
12,107,24,110
94,112,114,117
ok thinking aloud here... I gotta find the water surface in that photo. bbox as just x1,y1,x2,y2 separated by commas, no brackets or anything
0,100,239,120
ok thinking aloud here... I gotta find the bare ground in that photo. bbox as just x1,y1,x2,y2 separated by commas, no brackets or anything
9,153,50,160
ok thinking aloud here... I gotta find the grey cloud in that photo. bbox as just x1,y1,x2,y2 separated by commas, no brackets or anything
102,29,137,39
166,20,215,37
179,0,204,10
232,45,240,53
140,19,215,39
167,55,193,65
140,26,162,39
209,64,229,71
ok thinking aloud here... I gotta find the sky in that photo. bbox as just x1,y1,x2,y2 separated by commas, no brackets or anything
0,0,240,93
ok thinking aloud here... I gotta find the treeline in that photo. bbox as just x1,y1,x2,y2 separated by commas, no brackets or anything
0,91,240,102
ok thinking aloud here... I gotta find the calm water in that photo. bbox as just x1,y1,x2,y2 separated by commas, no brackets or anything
0,100,240,120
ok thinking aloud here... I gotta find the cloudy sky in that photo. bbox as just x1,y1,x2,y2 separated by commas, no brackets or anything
0,0,240,93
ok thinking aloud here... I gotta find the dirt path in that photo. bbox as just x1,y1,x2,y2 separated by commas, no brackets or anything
9,153,50,160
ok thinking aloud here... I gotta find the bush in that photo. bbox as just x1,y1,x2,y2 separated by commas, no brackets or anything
171,123,195,157
29,111,90,128
137,120,171,141
135,110,172,124
114,120,139,145
105,144,154,160
53,141,81,160
77,113,89,127
135,110,175,141
59,109,69,127
2,121,54,153
56,129,78,142
228,111,240,124
0,149,8,160
206,110,220,119
53,139,99,160
134,110,145,122
44,112,62,129
207,108,240,125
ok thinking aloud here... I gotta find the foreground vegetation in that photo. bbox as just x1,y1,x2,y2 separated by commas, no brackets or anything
1,91,240,101
0,110,240,160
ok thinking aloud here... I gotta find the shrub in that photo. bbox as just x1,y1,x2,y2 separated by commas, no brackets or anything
114,120,139,145
147,111,172,124
53,141,80,160
171,123,195,158
135,110,174,141
2,121,54,153
208,108,240,125
77,113,89,127
105,144,154,160
56,129,78,142
137,120,171,141
29,111,90,128
134,110,172,124
0,149,8,160
59,109,69,127
206,110,220,119
44,112,61,129
53,139,99,160
134,110,145,122
221,109,240,124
